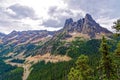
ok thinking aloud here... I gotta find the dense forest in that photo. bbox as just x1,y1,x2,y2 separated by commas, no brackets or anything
27,36,120,80
27,20,120,80
0,58,23,80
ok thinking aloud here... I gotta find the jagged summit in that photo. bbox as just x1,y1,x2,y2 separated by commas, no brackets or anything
64,18,73,27
85,13,94,21
63,14,112,38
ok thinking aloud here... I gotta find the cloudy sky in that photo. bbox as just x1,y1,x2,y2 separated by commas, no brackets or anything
0,0,120,34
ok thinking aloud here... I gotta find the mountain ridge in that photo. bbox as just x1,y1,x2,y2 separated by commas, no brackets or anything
1,30,55,46
0,14,112,41
0,14,112,56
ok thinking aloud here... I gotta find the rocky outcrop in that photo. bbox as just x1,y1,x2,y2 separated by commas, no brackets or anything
63,13,112,38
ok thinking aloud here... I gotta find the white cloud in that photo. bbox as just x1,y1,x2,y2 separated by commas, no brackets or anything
0,0,68,34
96,17,118,31
19,0,67,19
5,8,16,15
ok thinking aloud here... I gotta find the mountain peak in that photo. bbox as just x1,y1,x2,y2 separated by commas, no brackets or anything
11,30,18,34
85,13,92,18
64,18,73,26
63,14,112,38
85,13,95,22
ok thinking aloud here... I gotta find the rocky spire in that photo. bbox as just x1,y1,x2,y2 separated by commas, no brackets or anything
64,18,73,26
85,14,94,21
62,13,112,38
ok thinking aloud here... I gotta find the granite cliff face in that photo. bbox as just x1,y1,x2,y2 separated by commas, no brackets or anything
63,14,112,38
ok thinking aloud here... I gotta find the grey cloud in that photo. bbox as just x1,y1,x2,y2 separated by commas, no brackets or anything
42,6,84,28
0,19,26,28
42,4,86,28
0,8,11,27
0,7,30,30
0,20,11,27
43,6,76,28
0,5,38,34
8,4,37,19
64,0,120,19
65,0,107,11
48,6,57,15
0,0,4,3
64,0,105,18
42,15,78,28
42,19,62,28
48,6,74,17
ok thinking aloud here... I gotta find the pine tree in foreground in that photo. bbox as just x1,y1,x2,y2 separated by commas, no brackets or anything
68,55,93,80
98,36,117,80
114,41,120,79
112,19,120,37
113,19,120,32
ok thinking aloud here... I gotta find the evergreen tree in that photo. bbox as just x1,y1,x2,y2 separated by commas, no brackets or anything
98,36,117,80
67,38,84,58
113,19,120,32
114,41,120,79
68,55,93,80
112,19,120,37
115,41,120,56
